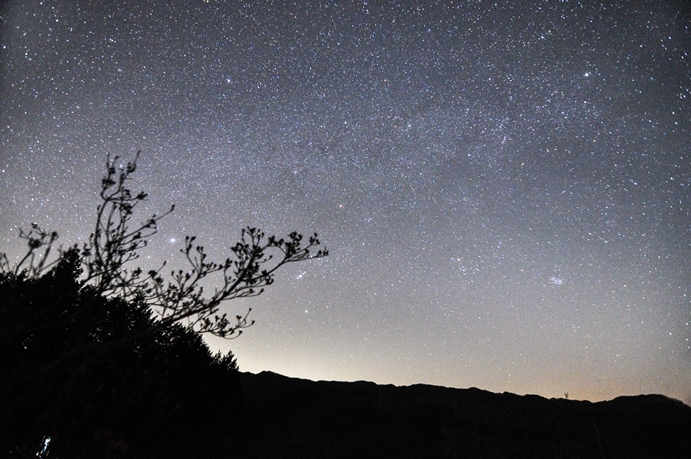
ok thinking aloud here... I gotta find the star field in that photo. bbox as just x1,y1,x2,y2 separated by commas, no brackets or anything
1,1,690,404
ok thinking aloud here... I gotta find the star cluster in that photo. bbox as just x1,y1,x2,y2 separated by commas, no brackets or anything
1,1,689,403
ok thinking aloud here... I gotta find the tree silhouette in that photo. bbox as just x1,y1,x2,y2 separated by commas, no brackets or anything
0,152,327,457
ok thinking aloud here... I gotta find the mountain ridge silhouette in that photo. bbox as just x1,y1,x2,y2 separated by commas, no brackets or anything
234,370,691,458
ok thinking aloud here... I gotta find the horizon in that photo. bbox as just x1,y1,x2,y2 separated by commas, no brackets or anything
238,368,691,407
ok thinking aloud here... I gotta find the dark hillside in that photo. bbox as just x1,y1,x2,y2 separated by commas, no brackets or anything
236,371,691,459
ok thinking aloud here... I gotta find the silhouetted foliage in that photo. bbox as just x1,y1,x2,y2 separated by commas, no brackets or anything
0,152,327,457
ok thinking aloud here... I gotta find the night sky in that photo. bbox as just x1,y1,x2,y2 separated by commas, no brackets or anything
1,1,690,404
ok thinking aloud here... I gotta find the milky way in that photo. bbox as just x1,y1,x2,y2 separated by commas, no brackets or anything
1,1,689,403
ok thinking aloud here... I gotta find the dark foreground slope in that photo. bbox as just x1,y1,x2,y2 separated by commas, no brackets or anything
236,371,691,459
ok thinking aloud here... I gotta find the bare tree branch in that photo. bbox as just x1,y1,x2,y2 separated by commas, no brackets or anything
0,152,328,338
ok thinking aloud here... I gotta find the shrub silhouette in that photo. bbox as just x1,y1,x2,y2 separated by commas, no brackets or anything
0,152,326,457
